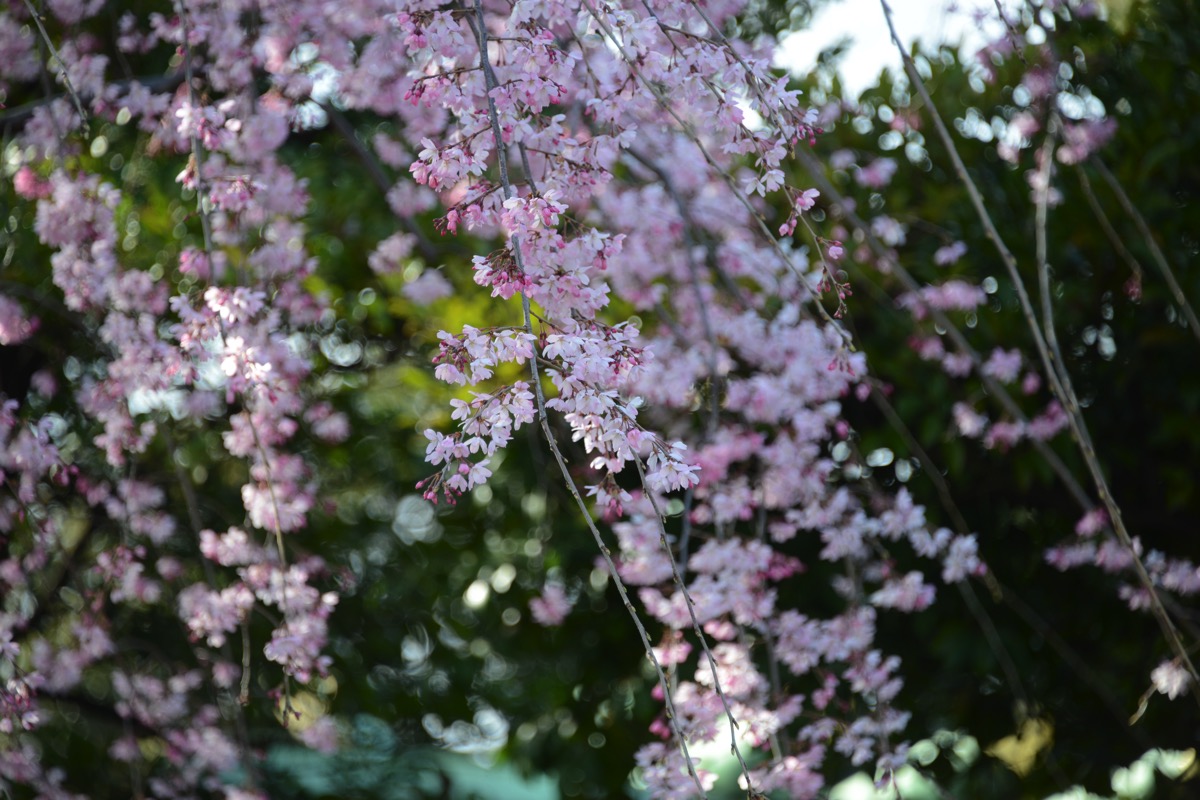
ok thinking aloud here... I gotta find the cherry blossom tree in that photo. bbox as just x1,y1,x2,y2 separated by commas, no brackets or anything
1,0,1197,797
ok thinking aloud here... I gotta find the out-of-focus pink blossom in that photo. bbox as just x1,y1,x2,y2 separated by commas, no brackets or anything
529,582,573,626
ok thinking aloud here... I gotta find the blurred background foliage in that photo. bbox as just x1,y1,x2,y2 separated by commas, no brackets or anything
1,0,1198,797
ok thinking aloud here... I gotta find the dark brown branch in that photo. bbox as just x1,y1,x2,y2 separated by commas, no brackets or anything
320,102,440,264
0,72,183,132
1090,157,1200,345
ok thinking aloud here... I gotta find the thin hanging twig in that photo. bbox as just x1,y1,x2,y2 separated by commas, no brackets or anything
321,103,440,264
632,455,758,794
468,2,709,793
1074,165,1145,292
1090,157,1200,345
21,0,90,134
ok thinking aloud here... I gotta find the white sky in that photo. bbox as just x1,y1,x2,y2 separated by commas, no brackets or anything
775,0,1015,97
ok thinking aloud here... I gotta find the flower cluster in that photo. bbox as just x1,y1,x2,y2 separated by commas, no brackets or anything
1,0,346,791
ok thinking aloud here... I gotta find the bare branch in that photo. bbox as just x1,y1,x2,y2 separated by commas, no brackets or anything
21,0,90,134
321,102,441,264
1090,157,1200,345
